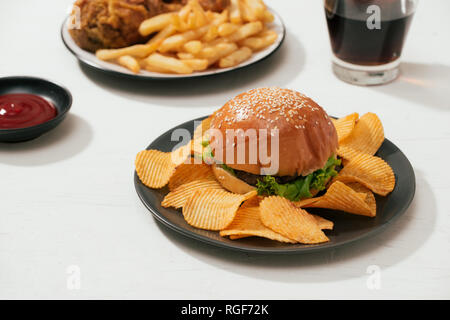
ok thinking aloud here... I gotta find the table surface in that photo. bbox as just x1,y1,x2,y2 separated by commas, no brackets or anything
1,0,449,299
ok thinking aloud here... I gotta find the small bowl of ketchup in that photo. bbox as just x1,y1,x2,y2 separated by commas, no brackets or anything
0,76,72,142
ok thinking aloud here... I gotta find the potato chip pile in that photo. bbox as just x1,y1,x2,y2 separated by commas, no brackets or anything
135,113,395,245
96,0,278,74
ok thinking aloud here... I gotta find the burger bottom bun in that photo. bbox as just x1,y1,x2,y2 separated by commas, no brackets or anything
212,165,255,194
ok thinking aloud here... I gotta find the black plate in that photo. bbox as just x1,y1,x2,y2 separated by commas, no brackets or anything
134,117,416,254
61,9,285,80
0,76,72,143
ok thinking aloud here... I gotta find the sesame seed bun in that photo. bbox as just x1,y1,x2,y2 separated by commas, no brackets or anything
209,87,338,177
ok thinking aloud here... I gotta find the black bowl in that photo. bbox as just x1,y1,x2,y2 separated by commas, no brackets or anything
0,76,72,143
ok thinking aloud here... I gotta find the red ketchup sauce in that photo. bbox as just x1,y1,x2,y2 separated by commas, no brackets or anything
0,93,57,129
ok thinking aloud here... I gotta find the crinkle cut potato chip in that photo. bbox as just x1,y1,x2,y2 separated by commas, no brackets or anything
260,196,329,244
297,181,375,217
168,163,215,191
162,179,223,209
336,153,395,196
240,195,263,209
293,197,320,208
229,234,253,240
171,142,193,166
345,182,377,216
312,215,334,230
232,215,333,233
136,141,193,189
183,189,256,231
220,206,297,243
337,112,384,160
332,112,359,142
135,150,177,189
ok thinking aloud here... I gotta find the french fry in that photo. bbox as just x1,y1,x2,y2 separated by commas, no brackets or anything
190,0,208,28
212,8,229,26
138,58,147,68
205,11,218,21
202,25,219,42
178,2,192,21
244,0,266,20
201,9,229,42
139,13,174,36
147,24,177,46
183,59,209,71
159,25,209,53
199,42,239,65
262,9,274,23
96,44,153,61
117,55,140,73
226,21,263,42
172,14,189,32
177,52,195,60
187,12,197,29
218,22,240,37
219,46,252,68
239,30,277,51
144,53,193,74
230,0,242,24
144,63,172,73
183,40,203,54
240,0,258,22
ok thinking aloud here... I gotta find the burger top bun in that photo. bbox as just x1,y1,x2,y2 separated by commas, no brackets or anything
209,87,338,177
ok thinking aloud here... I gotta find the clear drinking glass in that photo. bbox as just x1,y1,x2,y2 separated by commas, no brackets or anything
325,0,418,85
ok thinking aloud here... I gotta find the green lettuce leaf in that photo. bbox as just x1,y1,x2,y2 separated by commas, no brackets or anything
221,164,235,175
200,137,341,201
256,156,341,201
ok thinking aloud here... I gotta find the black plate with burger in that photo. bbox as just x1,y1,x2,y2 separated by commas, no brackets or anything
134,88,415,253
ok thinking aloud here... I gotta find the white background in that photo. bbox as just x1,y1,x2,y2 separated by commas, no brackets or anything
1,0,449,299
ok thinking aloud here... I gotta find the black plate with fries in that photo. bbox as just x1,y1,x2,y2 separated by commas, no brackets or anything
61,8,285,80
134,116,416,254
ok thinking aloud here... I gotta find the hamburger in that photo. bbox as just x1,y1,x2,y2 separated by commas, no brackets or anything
203,87,340,201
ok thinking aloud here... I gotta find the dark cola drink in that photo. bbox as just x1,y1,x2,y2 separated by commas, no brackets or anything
324,0,418,85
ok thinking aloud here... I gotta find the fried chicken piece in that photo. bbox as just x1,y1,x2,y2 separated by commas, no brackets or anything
69,0,229,52
197,0,229,12
69,0,178,52
146,0,184,15
149,0,229,13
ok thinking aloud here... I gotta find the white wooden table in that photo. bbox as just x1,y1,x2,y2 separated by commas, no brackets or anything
1,0,449,299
